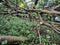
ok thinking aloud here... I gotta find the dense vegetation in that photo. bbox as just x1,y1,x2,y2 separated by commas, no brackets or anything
0,0,60,45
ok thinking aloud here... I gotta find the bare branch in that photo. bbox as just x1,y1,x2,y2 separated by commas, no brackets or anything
51,4,60,10
0,36,29,42
43,22,60,34
0,10,28,15
25,9,60,15
52,24,60,31
37,12,44,24
0,8,60,15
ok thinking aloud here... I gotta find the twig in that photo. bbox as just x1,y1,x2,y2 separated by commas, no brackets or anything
51,4,60,10
44,22,60,34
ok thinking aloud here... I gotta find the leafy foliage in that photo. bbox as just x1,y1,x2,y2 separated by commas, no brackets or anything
0,0,60,45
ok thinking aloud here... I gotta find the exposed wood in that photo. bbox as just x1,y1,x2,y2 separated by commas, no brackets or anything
0,36,29,41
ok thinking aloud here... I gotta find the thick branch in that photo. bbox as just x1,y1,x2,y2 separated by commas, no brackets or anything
25,9,60,15
0,36,29,42
0,9,60,15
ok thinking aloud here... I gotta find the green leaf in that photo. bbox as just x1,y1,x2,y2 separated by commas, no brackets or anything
1,40,8,45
